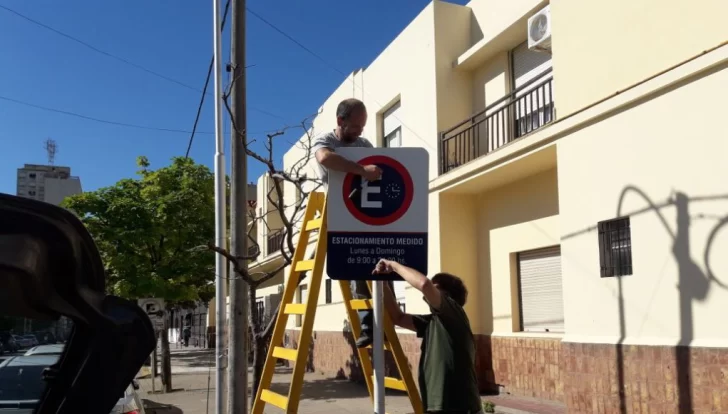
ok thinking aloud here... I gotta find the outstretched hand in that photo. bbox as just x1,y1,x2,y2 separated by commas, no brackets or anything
372,259,395,275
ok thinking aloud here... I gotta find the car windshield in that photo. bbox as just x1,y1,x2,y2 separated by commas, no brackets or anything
0,362,48,401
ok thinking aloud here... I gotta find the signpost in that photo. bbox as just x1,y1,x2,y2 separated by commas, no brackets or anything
138,298,166,332
138,298,165,394
327,147,428,414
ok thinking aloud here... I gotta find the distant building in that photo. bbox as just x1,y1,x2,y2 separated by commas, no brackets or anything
16,164,83,206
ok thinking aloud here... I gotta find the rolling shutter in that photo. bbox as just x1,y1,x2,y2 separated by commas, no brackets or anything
512,42,552,91
518,246,564,333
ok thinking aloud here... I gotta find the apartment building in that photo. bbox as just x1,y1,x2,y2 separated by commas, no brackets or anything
16,164,83,205
247,0,728,411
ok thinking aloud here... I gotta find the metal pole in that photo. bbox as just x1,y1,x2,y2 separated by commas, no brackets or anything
212,0,228,411
228,0,249,410
372,281,385,414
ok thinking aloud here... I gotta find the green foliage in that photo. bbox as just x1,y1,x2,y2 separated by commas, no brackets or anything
62,156,216,305
483,400,496,413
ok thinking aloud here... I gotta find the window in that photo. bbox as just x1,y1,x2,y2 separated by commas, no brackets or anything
382,101,402,147
325,279,332,304
517,246,564,333
598,217,633,277
385,127,402,148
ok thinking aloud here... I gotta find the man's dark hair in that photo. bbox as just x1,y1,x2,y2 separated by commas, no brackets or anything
432,273,468,306
336,98,366,120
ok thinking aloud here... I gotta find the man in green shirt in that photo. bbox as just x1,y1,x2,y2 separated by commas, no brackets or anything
373,259,482,414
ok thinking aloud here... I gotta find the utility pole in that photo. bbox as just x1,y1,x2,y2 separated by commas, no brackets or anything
228,0,249,411
212,0,229,412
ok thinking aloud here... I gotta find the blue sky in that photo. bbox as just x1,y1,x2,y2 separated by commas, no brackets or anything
0,0,469,195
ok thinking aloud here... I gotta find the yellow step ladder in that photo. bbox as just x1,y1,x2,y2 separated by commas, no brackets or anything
252,191,423,414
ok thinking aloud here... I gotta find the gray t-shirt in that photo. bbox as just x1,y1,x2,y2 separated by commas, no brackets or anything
311,130,373,186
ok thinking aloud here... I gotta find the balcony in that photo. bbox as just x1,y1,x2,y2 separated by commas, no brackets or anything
266,230,285,256
439,68,554,174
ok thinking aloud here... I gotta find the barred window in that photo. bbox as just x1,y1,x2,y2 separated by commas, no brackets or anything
598,217,633,277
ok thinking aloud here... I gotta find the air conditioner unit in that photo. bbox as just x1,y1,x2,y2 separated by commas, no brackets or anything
527,5,552,52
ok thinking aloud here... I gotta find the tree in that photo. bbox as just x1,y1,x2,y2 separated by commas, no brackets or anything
208,79,322,400
62,156,217,392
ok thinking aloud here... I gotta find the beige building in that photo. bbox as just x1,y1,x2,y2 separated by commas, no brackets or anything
16,164,83,205
244,0,728,411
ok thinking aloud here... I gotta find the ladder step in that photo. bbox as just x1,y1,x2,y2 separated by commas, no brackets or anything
366,342,391,351
284,303,306,315
350,299,373,310
272,346,297,361
371,376,407,392
260,389,288,410
305,218,322,231
295,260,315,272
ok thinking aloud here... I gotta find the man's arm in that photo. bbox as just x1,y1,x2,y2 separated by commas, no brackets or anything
315,148,365,175
383,282,416,331
385,261,442,310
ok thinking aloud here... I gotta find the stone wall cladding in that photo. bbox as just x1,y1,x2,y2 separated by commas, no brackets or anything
284,329,728,413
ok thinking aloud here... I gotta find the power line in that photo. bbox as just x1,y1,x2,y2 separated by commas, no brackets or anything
0,93,278,137
0,3,286,122
246,7,435,150
245,7,347,78
0,94,211,135
185,0,231,158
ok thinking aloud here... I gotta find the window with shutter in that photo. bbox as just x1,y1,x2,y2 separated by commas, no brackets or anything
382,101,402,147
511,42,554,137
517,246,565,333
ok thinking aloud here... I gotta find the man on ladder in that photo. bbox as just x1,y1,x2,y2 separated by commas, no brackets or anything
310,98,393,348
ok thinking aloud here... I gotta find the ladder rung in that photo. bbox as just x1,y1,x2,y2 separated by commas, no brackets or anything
260,389,288,409
305,218,322,231
366,342,391,351
284,303,306,315
350,299,372,310
295,260,315,272
272,346,297,361
371,376,407,391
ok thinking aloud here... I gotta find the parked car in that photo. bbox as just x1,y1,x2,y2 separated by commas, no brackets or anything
0,332,18,353
0,354,146,414
12,335,31,349
0,355,58,414
23,344,64,356
32,331,56,345
22,335,39,347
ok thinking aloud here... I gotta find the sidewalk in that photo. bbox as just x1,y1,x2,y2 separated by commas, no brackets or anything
138,348,566,414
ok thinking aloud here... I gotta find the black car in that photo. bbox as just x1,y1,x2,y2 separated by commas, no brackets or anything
0,332,18,353
0,354,59,413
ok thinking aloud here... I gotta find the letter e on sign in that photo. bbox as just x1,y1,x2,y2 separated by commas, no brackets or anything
343,155,413,226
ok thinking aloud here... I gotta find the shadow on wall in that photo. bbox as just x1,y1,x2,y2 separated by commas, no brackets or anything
564,186,728,413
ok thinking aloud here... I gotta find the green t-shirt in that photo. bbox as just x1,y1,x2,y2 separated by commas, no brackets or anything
412,292,480,412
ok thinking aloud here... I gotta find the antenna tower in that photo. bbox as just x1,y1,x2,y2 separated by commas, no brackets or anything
44,139,57,166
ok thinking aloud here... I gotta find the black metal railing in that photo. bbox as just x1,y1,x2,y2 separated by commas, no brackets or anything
247,245,257,257
439,68,555,174
266,230,285,255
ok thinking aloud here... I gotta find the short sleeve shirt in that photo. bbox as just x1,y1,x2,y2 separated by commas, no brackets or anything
310,131,373,188
411,292,481,412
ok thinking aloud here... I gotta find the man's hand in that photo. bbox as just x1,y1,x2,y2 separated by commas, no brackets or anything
362,164,383,182
372,259,395,275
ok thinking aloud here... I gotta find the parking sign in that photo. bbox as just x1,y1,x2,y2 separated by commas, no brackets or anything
327,148,428,280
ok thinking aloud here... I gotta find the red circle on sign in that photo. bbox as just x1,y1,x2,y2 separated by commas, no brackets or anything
343,155,414,226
